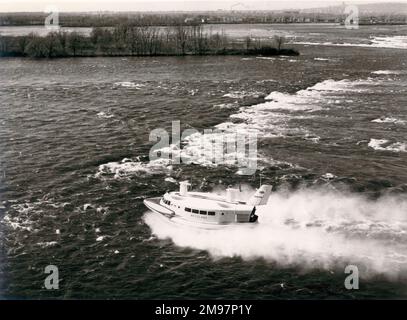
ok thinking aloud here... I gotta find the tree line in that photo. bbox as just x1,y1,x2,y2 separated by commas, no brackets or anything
0,24,297,58
1,11,406,28
0,12,203,27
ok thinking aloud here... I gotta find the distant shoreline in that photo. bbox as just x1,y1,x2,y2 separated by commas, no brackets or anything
1,22,407,30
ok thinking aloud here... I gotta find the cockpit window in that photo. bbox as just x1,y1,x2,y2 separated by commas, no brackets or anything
185,207,191,212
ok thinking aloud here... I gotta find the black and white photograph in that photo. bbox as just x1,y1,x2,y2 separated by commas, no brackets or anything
0,0,407,310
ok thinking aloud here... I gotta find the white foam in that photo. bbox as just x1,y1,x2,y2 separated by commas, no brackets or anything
368,139,407,152
371,117,406,124
97,111,114,119
255,57,276,60
96,158,171,179
372,70,402,75
2,214,33,231
304,134,320,143
144,188,407,277
294,36,407,49
164,177,177,183
306,78,374,92
36,241,58,248
179,78,381,172
223,91,263,99
96,206,108,214
213,103,238,109
83,203,93,211
2,202,37,231
229,79,374,134
321,173,336,180
114,82,145,89
370,36,407,49
255,79,276,84
1,200,69,233
176,128,261,168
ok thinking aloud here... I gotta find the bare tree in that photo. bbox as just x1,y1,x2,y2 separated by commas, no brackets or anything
0,35,10,56
25,37,48,57
44,32,64,57
175,24,189,55
274,35,285,51
66,32,85,56
191,24,208,55
245,36,252,51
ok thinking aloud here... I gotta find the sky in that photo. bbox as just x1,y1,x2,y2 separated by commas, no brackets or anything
0,0,406,12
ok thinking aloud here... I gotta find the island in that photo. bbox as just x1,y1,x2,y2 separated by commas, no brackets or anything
0,24,299,58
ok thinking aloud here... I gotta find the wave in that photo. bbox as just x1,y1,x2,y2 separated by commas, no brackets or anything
1,200,69,233
222,91,263,99
155,78,385,173
255,57,275,60
370,36,407,49
113,82,145,89
213,103,238,109
97,77,388,176
371,117,406,124
144,188,407,278
97,111,114,119
96,157,171,179
368,139,407,152
36,241,58,248
225,79,375,136
293,36,407,49
372,70,403,75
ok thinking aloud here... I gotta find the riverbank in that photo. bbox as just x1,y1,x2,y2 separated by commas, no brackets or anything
0,24,299,58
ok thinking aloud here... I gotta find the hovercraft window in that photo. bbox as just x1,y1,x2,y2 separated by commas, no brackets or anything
192,209,199,214
208,212,215,216
185,207,191,212
199,210,207,215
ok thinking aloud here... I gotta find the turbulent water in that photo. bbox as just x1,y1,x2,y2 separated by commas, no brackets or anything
1,24,407,299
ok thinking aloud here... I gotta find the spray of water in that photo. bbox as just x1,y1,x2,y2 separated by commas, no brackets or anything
144,186,407,279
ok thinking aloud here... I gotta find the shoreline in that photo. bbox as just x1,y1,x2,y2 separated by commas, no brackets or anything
0,48,300,59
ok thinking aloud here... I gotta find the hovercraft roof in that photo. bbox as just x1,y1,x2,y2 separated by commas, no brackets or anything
165,191,254,211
